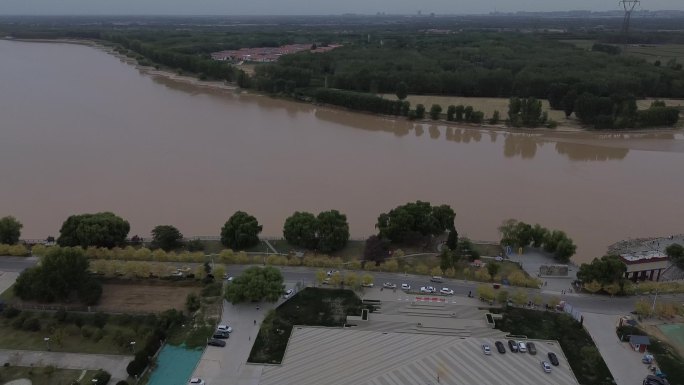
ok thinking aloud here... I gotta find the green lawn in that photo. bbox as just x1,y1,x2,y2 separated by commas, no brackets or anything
0,311,157,355
0,366,98,385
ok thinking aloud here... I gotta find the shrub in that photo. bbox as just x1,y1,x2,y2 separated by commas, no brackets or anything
91,328,104,342
93,369,112,384
81,325,98,339
201,282,222,297
126,358,146,377
22,317,41,332
93,312,108,328
2,306,20,319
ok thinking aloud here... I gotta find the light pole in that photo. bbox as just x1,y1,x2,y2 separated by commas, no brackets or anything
44,337,50,351
130,341,136,354
650,288,660,317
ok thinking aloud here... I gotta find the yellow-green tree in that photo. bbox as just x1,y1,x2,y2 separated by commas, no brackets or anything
496,290,510,304
603,281,621,297
361,273,374,287
634,299,651,317
477,284,495,301
214,265,226,280
382,259,399,272
583,280,602,294
330,271,343,286
345,272,359,289
512,289,527,306
315,270,327,285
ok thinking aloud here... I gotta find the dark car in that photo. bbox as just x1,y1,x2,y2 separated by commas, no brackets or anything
208,339,226,347
643,375,670,385
495,341,506,354
212,332,229,339
548,352,559,366
527,342,537,355
508,340,519,353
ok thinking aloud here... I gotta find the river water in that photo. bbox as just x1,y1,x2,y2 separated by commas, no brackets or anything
1,40,683,263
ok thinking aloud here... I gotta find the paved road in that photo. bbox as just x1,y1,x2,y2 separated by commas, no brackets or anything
0,256,38,272
191,298,279,385
0,349,132,382
582,313,651,385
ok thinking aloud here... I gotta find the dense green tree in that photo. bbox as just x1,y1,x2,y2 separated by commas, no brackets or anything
665,243,684,269
446,229,459,250
562,90,578,118
415,104,426,119
0,216,23,245
446,105,457,121
220,211,262,250
464,105,474,121
316,210,350,253
283,212,319,249
429,104,443,120
224,266,284,303
363,235,390,264
489,110,500,124
432,204,456,231
57,212,130,248
454,105,465,121
14,247,102,304
440,248,453,272
151,225,183,251
577,255,627,286
486,262,501,280
457,238,480,261
395,82,408,100
377,201,454,243
508,97,543,128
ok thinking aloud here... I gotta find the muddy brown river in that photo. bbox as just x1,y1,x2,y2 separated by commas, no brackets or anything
1,40,682,263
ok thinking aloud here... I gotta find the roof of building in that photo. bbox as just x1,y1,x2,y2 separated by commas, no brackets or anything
260,327,581,385
620,251,668,264
630,335,651,345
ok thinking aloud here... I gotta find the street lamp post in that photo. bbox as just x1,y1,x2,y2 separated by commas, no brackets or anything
44,337,50,351
130,341,136,354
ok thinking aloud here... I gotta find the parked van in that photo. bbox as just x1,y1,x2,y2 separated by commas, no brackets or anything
430,276,444,283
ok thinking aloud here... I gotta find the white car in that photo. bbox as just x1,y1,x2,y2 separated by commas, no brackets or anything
420,286,436,293
217,324,232,333
361,282,374,288
383,282,397,289
283,289,294,299
440,287,454,295
189,378,206,385
401,283,411,291
495,256,504,262
482,344,492,355
327,270,339,277
541,361,552,373
518,342,527,353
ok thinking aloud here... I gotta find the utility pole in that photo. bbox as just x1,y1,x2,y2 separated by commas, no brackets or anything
620,0,640,36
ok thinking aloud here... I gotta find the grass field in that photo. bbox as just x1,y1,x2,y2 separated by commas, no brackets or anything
0,310,157,355
0,366,98,385
623,44,684,64
97,283,200,313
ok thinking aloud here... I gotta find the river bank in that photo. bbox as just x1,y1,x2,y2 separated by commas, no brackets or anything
6,37,681,136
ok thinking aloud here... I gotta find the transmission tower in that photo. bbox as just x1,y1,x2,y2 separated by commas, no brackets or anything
620,0,640,35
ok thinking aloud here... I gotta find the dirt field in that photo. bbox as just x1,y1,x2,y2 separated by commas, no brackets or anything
382,94,571,123
97,283,201,313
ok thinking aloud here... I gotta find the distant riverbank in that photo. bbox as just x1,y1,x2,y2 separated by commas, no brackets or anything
6,37,681,136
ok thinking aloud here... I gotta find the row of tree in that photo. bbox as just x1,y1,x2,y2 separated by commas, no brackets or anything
313,88,409,116
283,211,350,253
498,219,577,262
574,95,680,129
376,201,455,244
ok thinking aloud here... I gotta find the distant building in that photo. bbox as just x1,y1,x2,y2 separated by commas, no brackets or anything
211,44,341,63
629,335,651,353
619,251,670,282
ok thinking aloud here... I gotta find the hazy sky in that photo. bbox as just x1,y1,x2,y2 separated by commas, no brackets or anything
1,0,682,16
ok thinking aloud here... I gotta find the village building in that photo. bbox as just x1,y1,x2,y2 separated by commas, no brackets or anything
619,251,671,282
